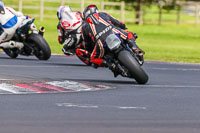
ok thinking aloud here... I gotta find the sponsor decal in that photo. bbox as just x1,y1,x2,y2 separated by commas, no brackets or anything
96,25,112,40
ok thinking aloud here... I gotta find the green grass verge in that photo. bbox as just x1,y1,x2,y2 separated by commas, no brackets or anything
130,24,200,63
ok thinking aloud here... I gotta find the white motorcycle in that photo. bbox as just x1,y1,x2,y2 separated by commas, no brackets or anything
2,17,51,60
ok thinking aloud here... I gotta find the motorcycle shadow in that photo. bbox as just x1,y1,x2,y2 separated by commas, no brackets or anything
0,56,38,61
64,78,137,85
46,63,90,67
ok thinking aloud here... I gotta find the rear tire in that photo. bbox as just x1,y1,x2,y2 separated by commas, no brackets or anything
118,50,148,84
3,48,19,59
27,33,51,60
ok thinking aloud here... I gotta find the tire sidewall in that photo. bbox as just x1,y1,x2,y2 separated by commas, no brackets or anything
27,33,51,60
118,50,149,84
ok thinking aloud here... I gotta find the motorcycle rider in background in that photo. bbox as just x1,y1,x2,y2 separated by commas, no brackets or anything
0,0,38,49
57,5,82,55
57,5,92,65
81,5,145,75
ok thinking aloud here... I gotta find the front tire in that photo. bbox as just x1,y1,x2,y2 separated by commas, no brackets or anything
118,50,149,84
27,33,51,60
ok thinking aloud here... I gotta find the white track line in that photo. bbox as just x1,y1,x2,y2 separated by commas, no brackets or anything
0,79,13,80
56,103,147,110
146,61,200,66
131,84,200,88
0,65,64,68
56,103,99,108
152,67,200,71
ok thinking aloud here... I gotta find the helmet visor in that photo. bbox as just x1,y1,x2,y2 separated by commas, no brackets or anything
90,7,97,13
84,10,91,19
83,5,98,19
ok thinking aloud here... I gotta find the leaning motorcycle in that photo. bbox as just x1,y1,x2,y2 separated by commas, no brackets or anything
103,33,149,84
2,17,51,60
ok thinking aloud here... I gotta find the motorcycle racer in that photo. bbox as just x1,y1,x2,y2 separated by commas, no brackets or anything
57,5,144,68
57,5,94,65
57,5,83,55
81,5,145,70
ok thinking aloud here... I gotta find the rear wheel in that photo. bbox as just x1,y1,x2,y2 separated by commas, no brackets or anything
118,50,148,84
3,48,19,59
27,33,51,60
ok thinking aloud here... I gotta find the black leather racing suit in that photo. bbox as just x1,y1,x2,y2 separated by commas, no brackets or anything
81,12,137,67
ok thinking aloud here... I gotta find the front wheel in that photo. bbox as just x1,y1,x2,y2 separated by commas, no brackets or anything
27,33,51,60
118,50,149,84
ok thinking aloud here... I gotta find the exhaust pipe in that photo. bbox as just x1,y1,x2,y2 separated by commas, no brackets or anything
39,27,45,36
0,41,24,49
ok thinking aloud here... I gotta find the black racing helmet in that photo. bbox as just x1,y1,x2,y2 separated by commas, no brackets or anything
0,0,5,14
83,5,98,20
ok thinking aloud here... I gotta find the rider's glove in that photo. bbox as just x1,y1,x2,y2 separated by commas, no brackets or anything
132,33,138,39
58,36,64,44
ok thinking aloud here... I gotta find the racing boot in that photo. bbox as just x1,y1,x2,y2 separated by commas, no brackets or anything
107,62,119,77
90,58,119,77
129,41,145,62
90,58,107,69
127,32,144,62
133,48,145,62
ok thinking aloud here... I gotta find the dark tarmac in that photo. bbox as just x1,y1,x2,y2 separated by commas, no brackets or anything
0,52,200,133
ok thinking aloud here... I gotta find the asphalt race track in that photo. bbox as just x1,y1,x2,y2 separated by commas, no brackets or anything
0,52,200,133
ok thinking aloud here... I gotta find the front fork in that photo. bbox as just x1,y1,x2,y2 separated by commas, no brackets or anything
125,44,144,66
106,47,130,77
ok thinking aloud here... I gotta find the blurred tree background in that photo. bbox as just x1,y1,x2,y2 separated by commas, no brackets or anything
107,0,200,24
